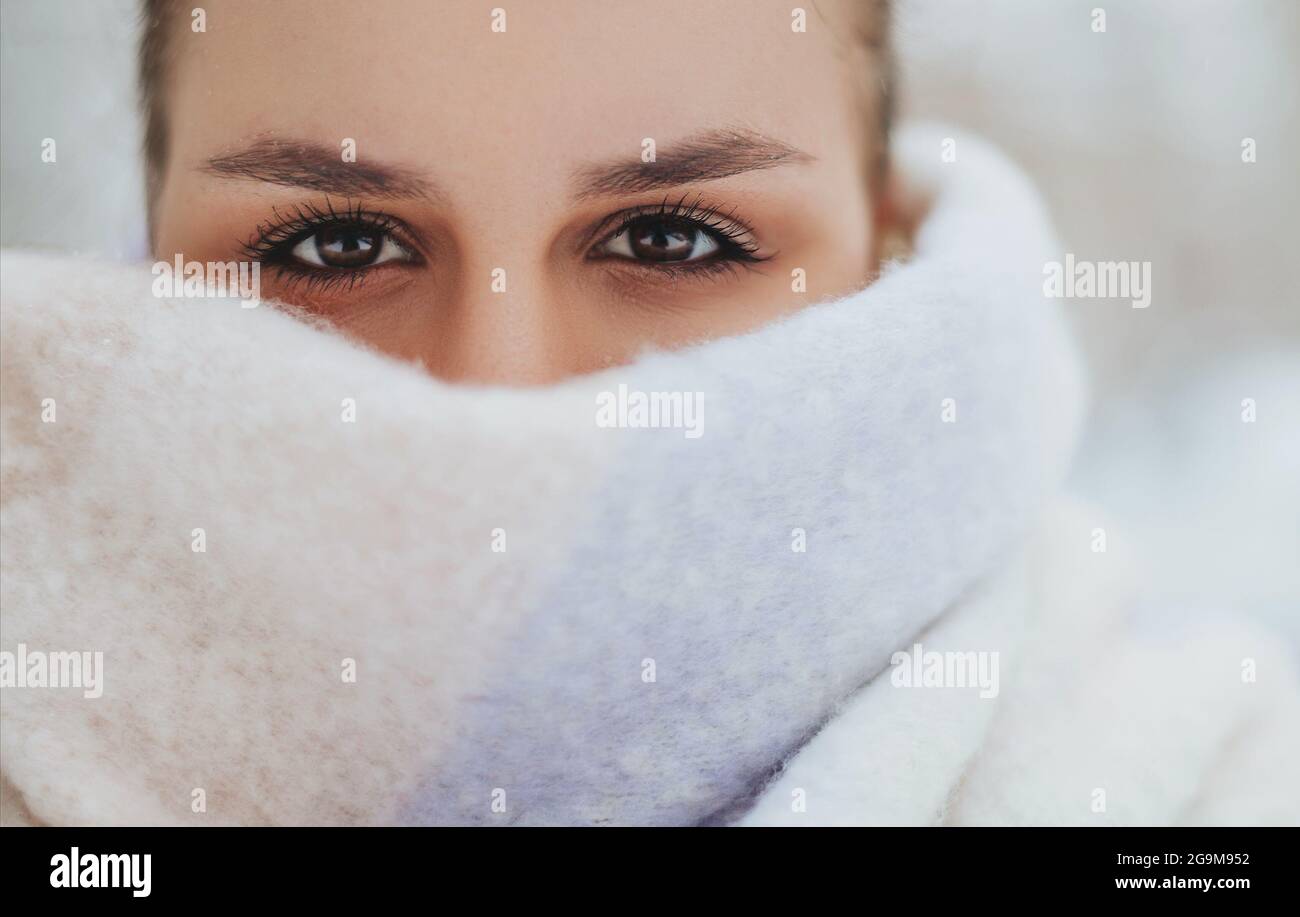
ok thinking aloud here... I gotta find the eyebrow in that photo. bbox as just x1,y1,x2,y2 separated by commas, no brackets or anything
202,138,439,200
572,128,814,199
201,129,810,202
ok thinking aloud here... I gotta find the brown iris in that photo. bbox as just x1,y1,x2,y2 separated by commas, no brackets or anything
627,218,698,262
314,225,380,267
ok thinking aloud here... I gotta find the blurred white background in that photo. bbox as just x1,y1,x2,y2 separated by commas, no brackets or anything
2,0,1297,645
897,0,1299,397
1,0,146,258
894,0,1300,650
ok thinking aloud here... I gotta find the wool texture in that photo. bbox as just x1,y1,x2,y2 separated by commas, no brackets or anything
2,126,1292,826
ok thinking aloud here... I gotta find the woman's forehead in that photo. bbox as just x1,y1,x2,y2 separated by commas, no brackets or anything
165,0,868,182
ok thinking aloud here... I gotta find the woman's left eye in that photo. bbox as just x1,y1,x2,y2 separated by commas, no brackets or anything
598,217,723,264
289,224,413,269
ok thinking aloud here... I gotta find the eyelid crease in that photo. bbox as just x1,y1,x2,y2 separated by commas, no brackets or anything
239,197,428,263
582,193,768,264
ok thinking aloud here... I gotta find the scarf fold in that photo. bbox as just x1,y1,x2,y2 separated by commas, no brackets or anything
1,125,1087,826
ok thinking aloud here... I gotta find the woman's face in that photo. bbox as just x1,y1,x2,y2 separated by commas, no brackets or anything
154,0,878,384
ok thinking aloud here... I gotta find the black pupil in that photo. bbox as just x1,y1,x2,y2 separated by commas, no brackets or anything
629,219,698,262
315,225,380,267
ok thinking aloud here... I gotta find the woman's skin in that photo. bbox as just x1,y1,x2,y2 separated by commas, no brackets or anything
154,0,882,384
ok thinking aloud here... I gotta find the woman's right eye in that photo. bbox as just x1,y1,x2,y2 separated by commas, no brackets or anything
289,224,414,269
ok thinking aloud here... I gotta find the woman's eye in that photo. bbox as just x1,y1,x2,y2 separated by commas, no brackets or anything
601,217,722,263
289,224,411,269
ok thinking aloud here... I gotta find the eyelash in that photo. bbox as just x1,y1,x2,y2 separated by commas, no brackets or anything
589,194,772,277
240,198,420,293
240,193,772,292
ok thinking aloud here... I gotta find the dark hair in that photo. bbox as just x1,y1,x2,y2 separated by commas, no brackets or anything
138,0,174,229
851,0,896,191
